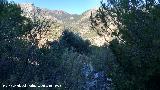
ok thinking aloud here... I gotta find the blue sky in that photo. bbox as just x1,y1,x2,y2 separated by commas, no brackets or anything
8,0,101,14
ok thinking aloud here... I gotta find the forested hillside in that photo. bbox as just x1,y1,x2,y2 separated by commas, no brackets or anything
0,0,160,90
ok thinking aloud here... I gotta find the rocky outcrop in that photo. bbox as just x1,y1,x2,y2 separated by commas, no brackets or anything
81,63,111,90
20,3,114,47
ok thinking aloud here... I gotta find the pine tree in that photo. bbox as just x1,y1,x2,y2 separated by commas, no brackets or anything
91,0,160,89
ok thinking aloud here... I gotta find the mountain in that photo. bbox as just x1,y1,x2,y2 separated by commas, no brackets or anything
20,3,107,46
20,3,80,23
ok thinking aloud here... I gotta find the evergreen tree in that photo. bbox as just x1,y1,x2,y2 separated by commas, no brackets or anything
91,0,160,89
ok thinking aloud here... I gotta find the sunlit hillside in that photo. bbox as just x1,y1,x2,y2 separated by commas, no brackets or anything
1,0,160,90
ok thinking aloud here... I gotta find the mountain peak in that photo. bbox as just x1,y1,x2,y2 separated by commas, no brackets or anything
52,10,67,14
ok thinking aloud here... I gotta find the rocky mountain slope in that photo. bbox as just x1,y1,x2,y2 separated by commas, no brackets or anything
20,3,108,46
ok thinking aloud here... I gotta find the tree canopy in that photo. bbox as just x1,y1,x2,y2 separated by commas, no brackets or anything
91,0,160,89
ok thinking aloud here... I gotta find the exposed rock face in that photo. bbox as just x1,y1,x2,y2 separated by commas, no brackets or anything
20,3,115,47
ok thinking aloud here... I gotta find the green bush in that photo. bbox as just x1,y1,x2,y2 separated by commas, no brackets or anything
60,30,91,54
91,0,160,89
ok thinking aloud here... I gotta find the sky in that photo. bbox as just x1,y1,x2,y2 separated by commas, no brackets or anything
8,0,101,14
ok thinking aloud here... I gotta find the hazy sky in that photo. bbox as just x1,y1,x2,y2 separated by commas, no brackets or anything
8,0,101,14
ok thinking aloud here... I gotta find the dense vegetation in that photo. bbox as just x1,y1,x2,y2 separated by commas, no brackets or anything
91,0,160,89
1,0,160,90
0,0,76,89
0,0,109,89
